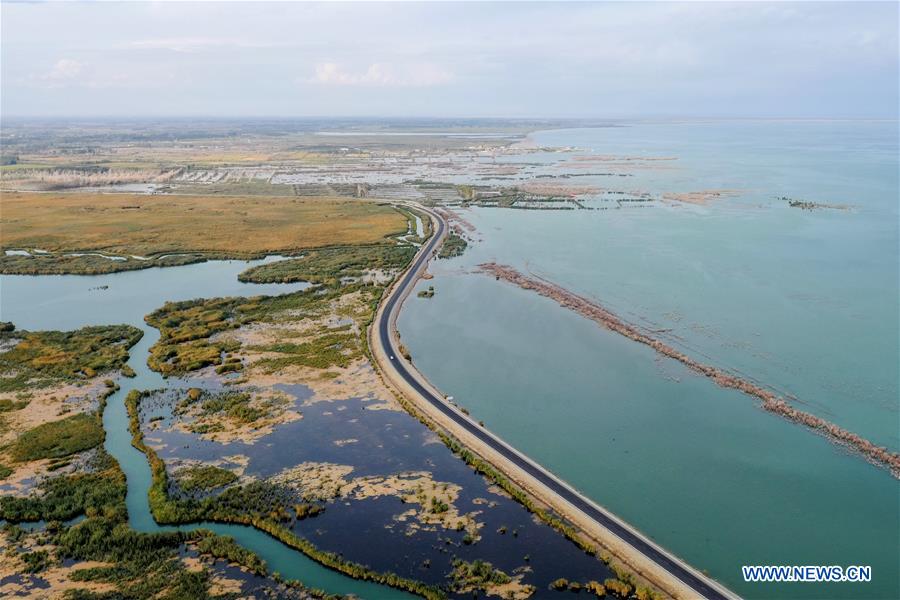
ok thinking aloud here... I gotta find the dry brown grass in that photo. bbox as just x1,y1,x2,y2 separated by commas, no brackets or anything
0,168,180,191
0,192,406,256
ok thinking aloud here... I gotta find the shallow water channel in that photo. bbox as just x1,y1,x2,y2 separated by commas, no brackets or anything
0,257,416,599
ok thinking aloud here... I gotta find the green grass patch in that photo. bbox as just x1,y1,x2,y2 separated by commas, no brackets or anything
0,324,142,391
175,465,238,493
9,413,104,462
0,450,126,522
0,398,29,412
20,550,52,573
437,232,467,259
253,328,361,372
145,284,368,376
0,252,204,276
176,388,287,429
238,244,415,286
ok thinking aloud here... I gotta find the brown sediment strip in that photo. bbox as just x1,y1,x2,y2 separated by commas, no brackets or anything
478,262,900,478
661,189,742,206
436,207,476,233
518,182,601,197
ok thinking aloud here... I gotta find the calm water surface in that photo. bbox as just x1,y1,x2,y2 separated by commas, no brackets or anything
399,121,899,599
2,121,897,599
0,258,414,599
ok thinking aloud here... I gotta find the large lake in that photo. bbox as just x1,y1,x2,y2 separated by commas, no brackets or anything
1,121,897,599
398,121,900,599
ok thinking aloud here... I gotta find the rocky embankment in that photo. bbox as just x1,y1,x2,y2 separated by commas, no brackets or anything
479,262,900,478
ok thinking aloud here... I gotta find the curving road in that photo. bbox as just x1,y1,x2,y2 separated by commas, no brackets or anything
374,205,737,600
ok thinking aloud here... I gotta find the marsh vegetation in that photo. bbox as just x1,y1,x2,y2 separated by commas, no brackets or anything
9,413,104,462
0,119,666,599
174,465,239,494
124,387,446,599
437,233,468,259
144,285,372,376
0,325,142,392
238,244,415,286
0,192,407,275
0,450,125,523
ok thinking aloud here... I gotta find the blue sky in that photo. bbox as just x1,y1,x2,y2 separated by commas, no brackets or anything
2,1,897,118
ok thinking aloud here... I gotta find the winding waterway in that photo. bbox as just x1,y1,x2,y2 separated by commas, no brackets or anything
1,257,415,599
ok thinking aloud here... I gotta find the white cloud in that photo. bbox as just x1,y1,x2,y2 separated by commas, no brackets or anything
129,37,282,53
45,58,83,81
2,2,896,117
309,62,453,87
27,58,173,91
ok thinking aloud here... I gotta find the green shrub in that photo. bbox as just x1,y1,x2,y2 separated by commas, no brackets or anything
437,233,467,259
20,550,52,573
0,398,28,412
0,451,125,522
175,465,238,493
193,531,266,576
238,244,415,286
10,413,104,462
450,559,512,593
0,325,142,391
551,578,569,590
604,578,633,598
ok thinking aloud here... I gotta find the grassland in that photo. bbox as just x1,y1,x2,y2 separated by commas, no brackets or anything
0,191,407,262
9,413,104,462
0,325,132,508
252,324,365,373
437,232,468,259
143,276,387,377
0,252,204,276
238,244,415,285
144,288,338,376
0,325,142,391
0,449,125,522
175,465,239,493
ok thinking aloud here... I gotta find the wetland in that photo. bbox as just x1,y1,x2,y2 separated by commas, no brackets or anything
1,123,645,597
2,118,896,599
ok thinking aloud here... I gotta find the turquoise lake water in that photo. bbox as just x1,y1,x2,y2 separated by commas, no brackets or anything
0,258,413,599
398,121,899,599
0,120,897,599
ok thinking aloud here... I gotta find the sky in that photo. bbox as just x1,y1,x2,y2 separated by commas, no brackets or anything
1,1,897,119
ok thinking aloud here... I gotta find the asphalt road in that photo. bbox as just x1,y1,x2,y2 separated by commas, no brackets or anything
377,207,734,600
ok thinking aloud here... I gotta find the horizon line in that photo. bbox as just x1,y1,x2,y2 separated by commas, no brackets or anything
2,115,898,123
